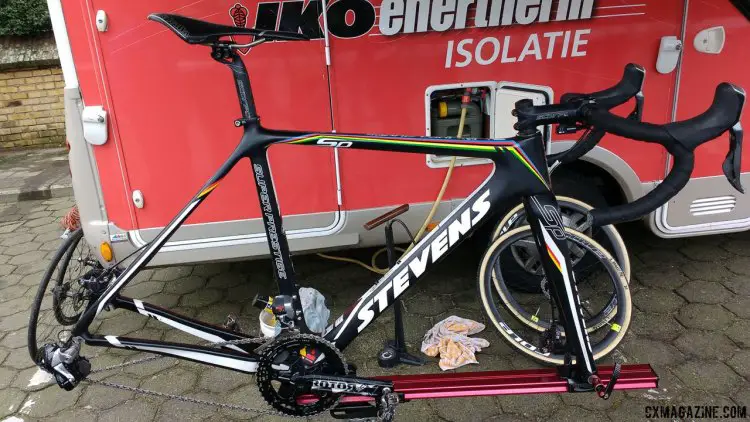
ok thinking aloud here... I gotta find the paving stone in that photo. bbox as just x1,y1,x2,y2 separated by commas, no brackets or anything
0,388,27,418
98,398,159,422
0,232,34,247
732,388,750,408
0,366,16,389
151,266,193,282
722,239,750,256
608,397,669,421
673,361,743,394
20,384,82,418
163,275,206,295
156,397,219,422
122,357,177,378
0,309,31,333
179,288,223,308
0,347,9,365
196,366,252,394
560,389,622,410
635,248,687,266
723,275,750,296
18,270,46,287
620,337,684,366
674,331,738,360
724,296,750,319
220,383,269,420
35,229,67,244
206,272,245,289
680,244,730,262
0,329,27,349
4,242,39,256
727,349,750,380
45,407,98,422
96,314,147,335
727,256,750,276
549,405,609,421
141,292,181,309
78,376,137,409
225,283,256,303
725,320,750,348
11,367,54,391
8,250,47,266
680,261,734,282
402,293,453,317
634,265,687,289
122,281,165,298
141,367,197,395
0,275,23,290
385,399,439,421
676,304,735,331
0,284,30,302
194,302,243,326
496,391,561,417
633,289,685,313
2,347,36,370
674,389,739,413
429,396,502,421
0,264,15,276
13,260,49,276
677,280,734,305
0,296,32,317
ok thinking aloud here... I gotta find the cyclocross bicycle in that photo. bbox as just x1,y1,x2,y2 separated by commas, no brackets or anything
28,13,746,420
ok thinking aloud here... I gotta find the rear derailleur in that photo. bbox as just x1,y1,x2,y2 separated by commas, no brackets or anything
40,337,90,391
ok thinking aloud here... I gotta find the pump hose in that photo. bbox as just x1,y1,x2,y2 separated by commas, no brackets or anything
317,95,469,274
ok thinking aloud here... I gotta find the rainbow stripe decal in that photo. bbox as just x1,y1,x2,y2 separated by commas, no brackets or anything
546,245,563,273
198,182,220,198
285,134,548,187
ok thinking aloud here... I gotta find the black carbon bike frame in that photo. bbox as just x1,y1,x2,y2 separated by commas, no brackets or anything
70,48,599,383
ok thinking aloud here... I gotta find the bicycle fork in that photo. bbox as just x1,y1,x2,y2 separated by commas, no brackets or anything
522,192,600,389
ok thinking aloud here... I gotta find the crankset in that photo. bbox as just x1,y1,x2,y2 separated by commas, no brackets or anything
256,333,399,418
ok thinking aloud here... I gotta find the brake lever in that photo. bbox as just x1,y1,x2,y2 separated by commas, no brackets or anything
627,91,644,121
722,122,744,193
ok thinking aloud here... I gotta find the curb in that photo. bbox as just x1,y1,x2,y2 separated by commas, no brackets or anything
0,183,73,203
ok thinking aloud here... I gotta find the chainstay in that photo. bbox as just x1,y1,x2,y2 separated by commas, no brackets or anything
90,334,270,374
85,333,352,418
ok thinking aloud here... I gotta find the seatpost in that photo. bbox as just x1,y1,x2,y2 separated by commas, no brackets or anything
211,44,259,124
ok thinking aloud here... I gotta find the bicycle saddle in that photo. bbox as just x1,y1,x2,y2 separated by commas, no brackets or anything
148,13,309,44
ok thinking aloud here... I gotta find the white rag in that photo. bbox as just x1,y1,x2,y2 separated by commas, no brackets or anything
421,316,490,371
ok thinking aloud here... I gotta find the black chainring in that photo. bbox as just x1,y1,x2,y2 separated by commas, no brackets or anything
256,333,348,417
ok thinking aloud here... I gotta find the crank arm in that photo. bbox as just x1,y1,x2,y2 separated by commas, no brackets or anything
294,374,394,397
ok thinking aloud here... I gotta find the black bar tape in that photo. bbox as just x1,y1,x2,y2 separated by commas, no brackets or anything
590,144,694,226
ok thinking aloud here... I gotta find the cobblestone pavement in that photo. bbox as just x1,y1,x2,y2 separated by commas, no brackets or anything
0,195,749,421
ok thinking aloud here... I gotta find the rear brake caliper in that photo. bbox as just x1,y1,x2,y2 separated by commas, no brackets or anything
41,337,91,391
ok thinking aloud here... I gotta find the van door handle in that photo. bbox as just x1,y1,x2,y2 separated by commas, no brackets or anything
694,26,726,54
656,36,682,74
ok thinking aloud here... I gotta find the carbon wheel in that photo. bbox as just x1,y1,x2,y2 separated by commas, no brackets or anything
478,226,631,365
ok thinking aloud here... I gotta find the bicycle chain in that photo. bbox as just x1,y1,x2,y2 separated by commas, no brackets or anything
83,333,357,419
84,335,300,418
